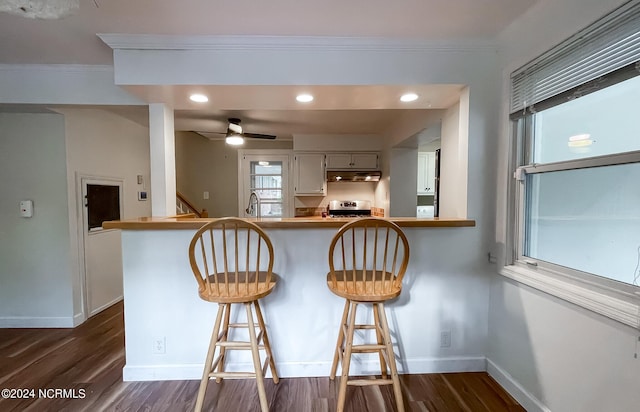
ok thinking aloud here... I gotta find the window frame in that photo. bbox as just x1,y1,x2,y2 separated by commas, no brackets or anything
503,89,640,330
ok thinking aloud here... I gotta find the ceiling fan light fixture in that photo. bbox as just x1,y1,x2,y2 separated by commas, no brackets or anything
189,93,208,103
400,93,419,102
0,0,79,19
225,135,244,146
296,93,314,103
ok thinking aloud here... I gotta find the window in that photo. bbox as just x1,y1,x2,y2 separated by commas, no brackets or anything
504,1,640,328
250,160,284,217
239,152,291,218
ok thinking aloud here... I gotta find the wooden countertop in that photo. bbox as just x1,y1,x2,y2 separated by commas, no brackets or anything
103,216,475,230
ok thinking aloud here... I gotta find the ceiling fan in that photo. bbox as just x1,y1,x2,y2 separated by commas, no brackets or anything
194,118,276,146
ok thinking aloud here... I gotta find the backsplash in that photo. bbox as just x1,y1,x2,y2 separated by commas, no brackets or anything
294,206,384,217
294,207,326,217
294,182,379,217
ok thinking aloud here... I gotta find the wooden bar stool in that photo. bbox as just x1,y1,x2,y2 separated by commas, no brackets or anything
327,218,410,412
188,218,279,412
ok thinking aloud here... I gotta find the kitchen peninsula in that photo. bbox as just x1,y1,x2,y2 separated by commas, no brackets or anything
105,216,479,381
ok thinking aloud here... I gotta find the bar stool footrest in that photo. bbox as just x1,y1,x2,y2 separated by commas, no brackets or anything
216,341,265,349
351,344,386,352
209,371,257,379
347,378,395,386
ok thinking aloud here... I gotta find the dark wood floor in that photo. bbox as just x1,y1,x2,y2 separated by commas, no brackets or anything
0,302,524,412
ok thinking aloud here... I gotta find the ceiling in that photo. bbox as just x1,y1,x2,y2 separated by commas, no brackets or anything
0,0,539,141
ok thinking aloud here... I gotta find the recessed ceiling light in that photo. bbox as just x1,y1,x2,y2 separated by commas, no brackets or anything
225,135,244,146
296,94,314,103
400,93,419,102
189,94,209,103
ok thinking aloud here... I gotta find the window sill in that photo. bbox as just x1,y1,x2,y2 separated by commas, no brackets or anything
500,264,640,329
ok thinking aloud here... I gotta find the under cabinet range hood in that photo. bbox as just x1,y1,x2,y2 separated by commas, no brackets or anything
327,170,382,182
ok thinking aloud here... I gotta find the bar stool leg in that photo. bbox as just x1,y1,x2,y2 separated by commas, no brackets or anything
253,300,279,383
246,302,269,412
337,301,358,412
215,303,232,383
377,303,404,412
195,303,225,412
330,299,351,380
373,303,388,379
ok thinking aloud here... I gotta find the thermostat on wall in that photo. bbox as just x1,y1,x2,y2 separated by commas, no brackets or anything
138,191,148,201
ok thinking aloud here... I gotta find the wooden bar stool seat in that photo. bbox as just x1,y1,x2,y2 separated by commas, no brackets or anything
327,218,410,412
188,218,279,412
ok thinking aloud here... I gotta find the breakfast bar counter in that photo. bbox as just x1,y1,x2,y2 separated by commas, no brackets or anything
104,216,475,230
107,215,487,382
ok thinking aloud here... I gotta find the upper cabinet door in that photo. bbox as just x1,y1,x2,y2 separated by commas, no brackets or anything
294,152,326,196
325,152,379,170
351,153,378,169
325,153,353,169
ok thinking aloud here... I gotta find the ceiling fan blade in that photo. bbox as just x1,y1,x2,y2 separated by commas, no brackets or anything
243,132,277,140
192,131,226,140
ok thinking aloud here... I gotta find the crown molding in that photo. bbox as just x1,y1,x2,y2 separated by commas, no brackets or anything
0,64,113,73
97,34,498,53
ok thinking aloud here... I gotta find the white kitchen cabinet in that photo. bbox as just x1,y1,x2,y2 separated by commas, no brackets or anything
325,152,379,170
417,152,436,195
294,152,326,196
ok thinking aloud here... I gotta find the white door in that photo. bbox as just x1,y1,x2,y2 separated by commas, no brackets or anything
81,177,124,317
239,153,291,218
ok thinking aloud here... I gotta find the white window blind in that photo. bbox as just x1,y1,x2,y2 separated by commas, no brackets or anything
510,0,640,115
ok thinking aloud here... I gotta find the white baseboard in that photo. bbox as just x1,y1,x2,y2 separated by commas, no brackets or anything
73,312,85,327
89,296,123,317
487,358,550,412
0,316,76,328
0,297,123,329
122,356,486,382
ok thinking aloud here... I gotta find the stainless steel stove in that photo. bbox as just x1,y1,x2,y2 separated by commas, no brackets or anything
328,200,372,218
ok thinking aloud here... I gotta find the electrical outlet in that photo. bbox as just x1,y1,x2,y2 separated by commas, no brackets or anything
153,336,166,354
440,330,451,348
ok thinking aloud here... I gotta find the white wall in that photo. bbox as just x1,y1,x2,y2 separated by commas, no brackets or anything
108,35,501,381
0,65,143,105
439,88,470,219
176,131,293,217
120,226,490,381
293,134,383,151
440,103,461,218
0,65,150,324
491,1,640,411
0,113,75,327
58,107,152,320
389,148,418,217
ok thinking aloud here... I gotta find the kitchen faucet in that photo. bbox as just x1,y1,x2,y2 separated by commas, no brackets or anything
245,191,261,218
